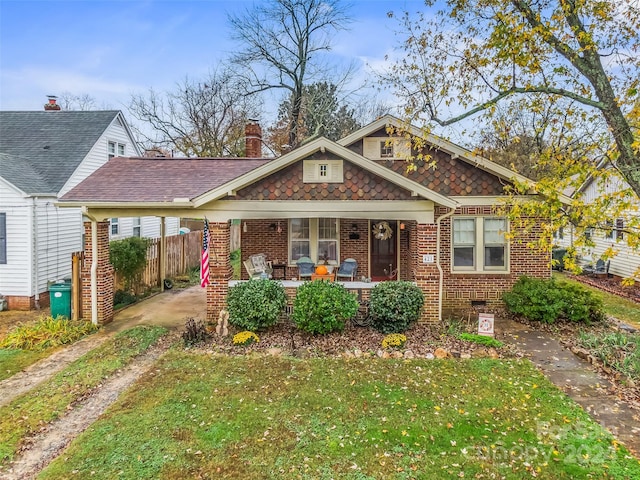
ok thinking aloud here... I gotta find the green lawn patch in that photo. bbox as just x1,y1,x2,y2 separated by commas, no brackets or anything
0,325,167,464
40,354,640,479
0,349,50,381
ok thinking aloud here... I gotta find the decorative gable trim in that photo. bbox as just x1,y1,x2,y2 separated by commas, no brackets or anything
192,138,458,209
339,115,534,187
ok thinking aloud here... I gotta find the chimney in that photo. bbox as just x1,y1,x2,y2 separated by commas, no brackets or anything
245,119,262,158
44,95,61,111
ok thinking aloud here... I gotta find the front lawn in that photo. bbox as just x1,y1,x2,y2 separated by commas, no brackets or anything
0,325,167,463
40,353,640,479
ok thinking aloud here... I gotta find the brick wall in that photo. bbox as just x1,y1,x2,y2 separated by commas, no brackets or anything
414,223,440,322
81,221,114,325
206,221,231,323
437,206,550,316
240,218,371,279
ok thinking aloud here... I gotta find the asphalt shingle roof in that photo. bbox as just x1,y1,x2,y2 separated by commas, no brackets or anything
61,157,272,203
0,111,121,194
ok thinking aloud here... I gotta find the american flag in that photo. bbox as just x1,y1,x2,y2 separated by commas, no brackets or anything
200,219,210,288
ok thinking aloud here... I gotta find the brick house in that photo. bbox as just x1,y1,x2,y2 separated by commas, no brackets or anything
59,116,554,325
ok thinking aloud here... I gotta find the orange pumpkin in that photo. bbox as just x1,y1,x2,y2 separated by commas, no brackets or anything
315,265,328,275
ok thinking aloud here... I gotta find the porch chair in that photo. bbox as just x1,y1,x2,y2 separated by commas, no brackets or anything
244,253,273,279
296,256,315,280
583,258,610,276
336,258,358,281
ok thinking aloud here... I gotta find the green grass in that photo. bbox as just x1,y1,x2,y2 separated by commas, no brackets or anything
0,349,50,381
0,325,167,464
554,273,640,328
39,354,640,479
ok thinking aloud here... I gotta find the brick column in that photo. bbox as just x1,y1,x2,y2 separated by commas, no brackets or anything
81,221,114,325
206,221,232,323
414,223,440,323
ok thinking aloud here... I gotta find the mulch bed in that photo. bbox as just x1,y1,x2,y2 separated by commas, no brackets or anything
196,320,518,359
569,273,640,304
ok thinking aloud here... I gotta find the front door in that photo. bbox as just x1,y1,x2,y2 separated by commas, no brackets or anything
370,220,397,281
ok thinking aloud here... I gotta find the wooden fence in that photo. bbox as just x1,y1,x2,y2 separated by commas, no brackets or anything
115,231,202,291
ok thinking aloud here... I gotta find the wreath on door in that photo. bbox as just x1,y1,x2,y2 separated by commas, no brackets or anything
372,221,393,240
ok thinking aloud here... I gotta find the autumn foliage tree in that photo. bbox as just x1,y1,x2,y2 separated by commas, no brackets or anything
383,0,640,276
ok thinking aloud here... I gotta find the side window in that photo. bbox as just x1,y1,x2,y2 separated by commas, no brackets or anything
132,217,141,237
110,218,119,235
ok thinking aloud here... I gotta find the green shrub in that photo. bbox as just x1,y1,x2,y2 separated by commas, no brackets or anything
458,332,504,348
227,279,287,331
109,237,151,293
292,281,358,334
113,289,137,308
503,276,604,324
0,316,97,351
369,281,424,333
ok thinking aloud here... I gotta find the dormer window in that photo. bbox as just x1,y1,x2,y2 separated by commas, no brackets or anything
319,163,328,177
380,141,393,158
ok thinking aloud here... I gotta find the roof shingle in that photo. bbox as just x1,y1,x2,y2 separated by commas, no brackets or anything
61,157,272,203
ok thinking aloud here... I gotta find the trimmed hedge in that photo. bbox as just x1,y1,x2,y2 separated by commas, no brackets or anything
369,281,424,333
227,279,287,331
503,276,605,324
292,280,358,334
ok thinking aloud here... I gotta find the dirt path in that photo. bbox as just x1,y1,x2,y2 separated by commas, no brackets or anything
0,333,177,480
0,286,205,407
0,331,114,407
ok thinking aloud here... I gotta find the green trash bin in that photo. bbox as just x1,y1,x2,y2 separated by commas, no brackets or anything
50,281,72,319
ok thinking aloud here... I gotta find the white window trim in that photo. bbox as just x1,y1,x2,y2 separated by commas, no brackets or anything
132,217,141,237
380,140,393,158
110,217,119,235
451,216,509,274
289,218,340,265
108,140,126,160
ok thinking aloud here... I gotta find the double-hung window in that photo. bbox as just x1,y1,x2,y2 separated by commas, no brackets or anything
452,217,508,272
110,218,119,235
290,218,339,264
290,219,310,261
108,141,126,159
132,217,141,237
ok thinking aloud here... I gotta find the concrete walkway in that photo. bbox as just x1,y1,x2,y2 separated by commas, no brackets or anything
496,318,640,457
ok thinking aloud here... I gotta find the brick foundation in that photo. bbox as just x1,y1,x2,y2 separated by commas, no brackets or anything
4,292,50,311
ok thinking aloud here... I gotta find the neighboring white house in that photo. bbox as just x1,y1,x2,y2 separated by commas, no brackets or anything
0,103,178,310
555,166,639,280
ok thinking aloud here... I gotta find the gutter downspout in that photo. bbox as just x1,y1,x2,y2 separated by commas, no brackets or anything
435,206,457,322
82,208,99,326
32,197,40,310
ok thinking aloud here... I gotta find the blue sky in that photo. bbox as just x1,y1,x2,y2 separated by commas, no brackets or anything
0,0,425,118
